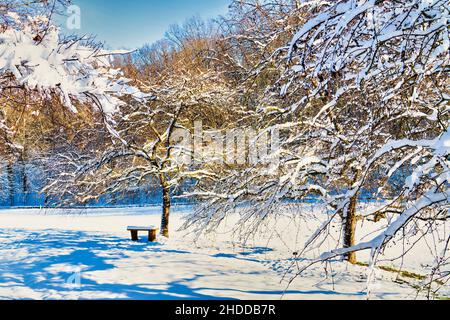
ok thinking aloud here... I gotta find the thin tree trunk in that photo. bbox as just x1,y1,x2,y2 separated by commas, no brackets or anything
20,151,28,204
160,186,171,238
343,195,358,264
7,161,14,207
159,174,171,238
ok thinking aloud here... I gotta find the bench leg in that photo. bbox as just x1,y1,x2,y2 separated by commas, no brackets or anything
148,230,157,242
131,230,139,241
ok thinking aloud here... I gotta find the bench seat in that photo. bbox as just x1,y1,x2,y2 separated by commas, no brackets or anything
127,226,159,242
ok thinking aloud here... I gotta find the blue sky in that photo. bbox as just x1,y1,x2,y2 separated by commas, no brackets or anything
64,0,230,49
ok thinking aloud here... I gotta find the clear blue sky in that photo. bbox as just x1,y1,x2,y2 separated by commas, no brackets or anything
64,0,231,49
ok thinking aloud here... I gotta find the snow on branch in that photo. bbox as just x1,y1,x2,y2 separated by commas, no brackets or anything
286,0,449,105
0,14,149,114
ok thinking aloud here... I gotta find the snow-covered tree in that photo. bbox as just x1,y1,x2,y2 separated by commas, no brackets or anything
44,32,235,237
282,0,449,284
0,3,146,150
184,0,449,296
0,1,148,203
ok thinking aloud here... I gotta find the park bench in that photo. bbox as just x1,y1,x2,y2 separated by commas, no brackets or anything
127,226,159,242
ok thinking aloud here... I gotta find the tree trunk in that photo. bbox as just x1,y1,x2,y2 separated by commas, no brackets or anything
7,161,14,207
160,186,171,238
343,195,358,264
20,151,28,204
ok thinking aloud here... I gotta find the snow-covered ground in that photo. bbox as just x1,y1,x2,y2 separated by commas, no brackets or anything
0,206,447,300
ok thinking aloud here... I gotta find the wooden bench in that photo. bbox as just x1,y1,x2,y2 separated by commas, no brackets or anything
127,226,159,242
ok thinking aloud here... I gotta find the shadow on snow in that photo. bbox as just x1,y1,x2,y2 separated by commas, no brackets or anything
0,229,364,300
